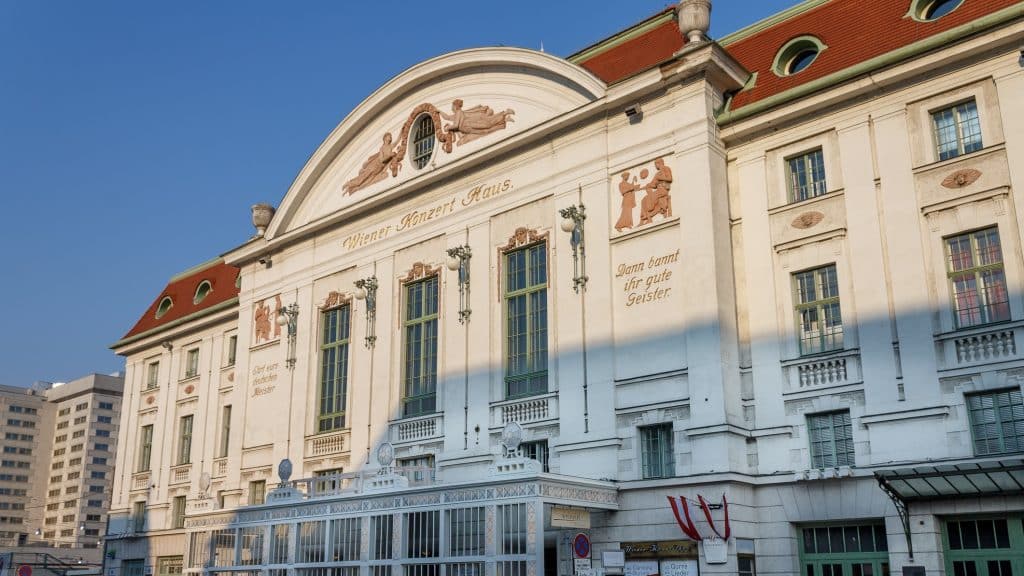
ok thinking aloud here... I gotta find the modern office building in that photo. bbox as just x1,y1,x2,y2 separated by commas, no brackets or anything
0,374,123,553
106,0,1024,574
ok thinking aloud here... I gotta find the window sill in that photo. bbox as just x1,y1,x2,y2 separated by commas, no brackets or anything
912,142,1004,174
781,347,859,367
767,188,844,215
934,318,1022,340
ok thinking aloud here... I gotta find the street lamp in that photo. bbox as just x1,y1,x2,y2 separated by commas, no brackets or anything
559,204,588,292
354,276,378,348
446,245,472,323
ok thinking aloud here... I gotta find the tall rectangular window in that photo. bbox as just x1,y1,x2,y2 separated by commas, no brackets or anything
226,335,238,367
504,242,548,398
966,388,1024,456
177,415,193,465
793,264,843,355
171,495,186,529
808,410,854,468
786,148,827,203
933,100,982,161
146,361,159,390
248,480,266,505
137,425,153,472
403,276,439,417
318,305,351,432
218,405,231,458
184,348,200,379
640,423,675,479
131,501,146,532
946,227,1009,329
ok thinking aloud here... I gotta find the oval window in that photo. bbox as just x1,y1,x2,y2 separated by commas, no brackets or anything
410,114,435,170
772,36,826,78
156,296,173,319
193,280,213,304
916,0,964,21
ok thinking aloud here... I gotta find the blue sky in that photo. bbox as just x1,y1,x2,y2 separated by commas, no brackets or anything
0,0,794,386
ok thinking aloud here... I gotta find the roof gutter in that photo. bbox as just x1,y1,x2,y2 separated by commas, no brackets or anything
110,297,239,351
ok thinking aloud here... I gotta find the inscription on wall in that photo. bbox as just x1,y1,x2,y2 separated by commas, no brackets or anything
616,250,679,307
611,225,686,380
250,362,280,398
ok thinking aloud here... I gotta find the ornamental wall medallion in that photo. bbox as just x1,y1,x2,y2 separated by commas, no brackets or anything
342,99,515,195
791,211,825,230
941,168,982,189
613,157,674,234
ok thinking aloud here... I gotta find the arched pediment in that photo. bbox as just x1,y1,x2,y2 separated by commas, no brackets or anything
267,47,606,238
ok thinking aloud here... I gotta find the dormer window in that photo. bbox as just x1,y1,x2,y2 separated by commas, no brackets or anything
912,0,964,21
155,297,173,319
772,36,826,77
193,280,213,304
411,114,435,169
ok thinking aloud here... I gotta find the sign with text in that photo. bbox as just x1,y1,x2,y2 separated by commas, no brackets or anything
552,506,591,528
621,540,698,559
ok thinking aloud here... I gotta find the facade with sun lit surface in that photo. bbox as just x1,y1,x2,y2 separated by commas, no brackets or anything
106,0,1024,574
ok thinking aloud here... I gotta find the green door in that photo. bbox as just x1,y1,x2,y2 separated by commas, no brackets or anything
944,517,1024,576
799,523,891,576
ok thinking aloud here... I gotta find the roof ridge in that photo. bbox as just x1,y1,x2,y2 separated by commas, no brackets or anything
719,0,831,46
567,7,677,64
168,256,228,282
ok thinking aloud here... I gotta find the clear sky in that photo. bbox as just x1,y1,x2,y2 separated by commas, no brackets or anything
0,0,795,386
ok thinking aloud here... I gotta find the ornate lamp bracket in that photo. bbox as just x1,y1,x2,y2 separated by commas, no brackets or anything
559,204,588,293
276,303,299,369
446,245,472,323
354,276,379,348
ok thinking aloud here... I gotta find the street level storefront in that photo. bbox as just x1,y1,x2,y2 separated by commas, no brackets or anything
179,471,617,576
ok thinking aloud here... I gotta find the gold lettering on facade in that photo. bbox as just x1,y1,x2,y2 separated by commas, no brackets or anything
250,362,279,398
617,250,680,307
341,180,514,252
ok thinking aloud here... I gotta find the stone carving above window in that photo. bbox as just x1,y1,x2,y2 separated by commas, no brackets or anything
791,211,825,230
500,227,549,253
401,262,439,284
342,100,516,196
319,291,352,311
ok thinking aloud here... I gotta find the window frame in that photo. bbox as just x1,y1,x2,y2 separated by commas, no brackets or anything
146,361,160,390
137,424,153,472
317,303,352,433
792,264,844,356
931,99,983,162
807,410,855,469
785,148,828,203
218,405,232,458
248,480,266,506
410,113,436,170
184,348,200,379
503,241,549,399
171,495,186,529
177,415,194,465
966,388,1024,456
639,423,675,479
402,275,440,418
945,227,1010,330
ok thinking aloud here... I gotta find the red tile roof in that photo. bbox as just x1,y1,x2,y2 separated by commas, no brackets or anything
574,9,685,84
572,0,1020,112
121,260,240,340
724,0,1021,111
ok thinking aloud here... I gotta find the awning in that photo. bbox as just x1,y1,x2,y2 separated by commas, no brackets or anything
875,458,1024,501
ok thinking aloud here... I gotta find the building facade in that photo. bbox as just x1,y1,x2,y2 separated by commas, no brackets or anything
107,0,1024,574
0,373,123,552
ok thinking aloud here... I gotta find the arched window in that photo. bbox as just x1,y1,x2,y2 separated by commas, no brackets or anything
911,0,964,21
411,114,435,169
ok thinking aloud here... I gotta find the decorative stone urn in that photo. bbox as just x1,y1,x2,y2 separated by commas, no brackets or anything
251,203,275,237
677,0,712,43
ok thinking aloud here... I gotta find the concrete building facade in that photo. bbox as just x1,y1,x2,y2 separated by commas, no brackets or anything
107,1,1024,575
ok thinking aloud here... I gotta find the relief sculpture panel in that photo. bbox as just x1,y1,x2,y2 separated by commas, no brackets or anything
343,99,515,195
613,157,674,234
